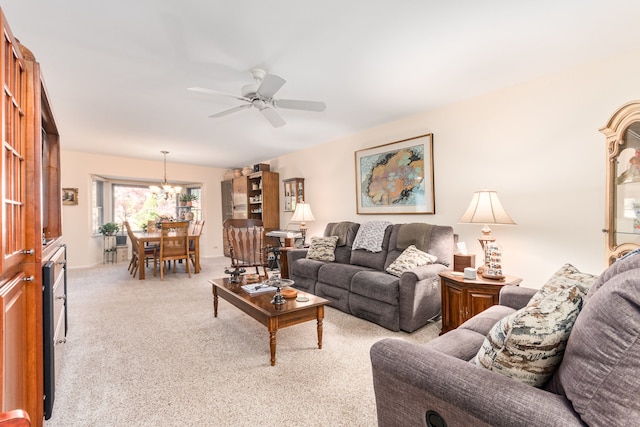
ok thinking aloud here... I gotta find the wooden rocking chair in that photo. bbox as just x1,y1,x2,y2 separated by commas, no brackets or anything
223,219,270,282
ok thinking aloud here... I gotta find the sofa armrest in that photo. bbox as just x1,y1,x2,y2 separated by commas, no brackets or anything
281,248,309,278
402,262,448,281
499,286,537,310
370,338,584,427
285,248,308,263
397,264,448,332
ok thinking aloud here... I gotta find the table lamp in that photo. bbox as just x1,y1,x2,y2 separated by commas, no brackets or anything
290,202,315,245
458,190,515,278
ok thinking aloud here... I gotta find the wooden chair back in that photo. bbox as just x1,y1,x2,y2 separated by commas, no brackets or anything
189,219,205,236
157,221,190,279
223,219,269,276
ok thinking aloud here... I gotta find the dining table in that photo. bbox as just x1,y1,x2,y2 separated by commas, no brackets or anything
132,230,201,280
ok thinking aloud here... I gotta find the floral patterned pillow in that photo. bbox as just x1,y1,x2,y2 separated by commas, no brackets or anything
305,236,339,262
385,245,438,277
474,284,585,386
474,264,597,387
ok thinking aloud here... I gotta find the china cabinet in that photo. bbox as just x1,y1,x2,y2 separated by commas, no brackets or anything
222,171,280,251
283,177,305,212
600,101,640,264
0,8,63,426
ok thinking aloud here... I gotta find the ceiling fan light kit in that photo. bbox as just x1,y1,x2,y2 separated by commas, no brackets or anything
187,68,326,128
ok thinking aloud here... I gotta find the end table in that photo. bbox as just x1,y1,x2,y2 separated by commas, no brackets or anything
439,270,522,335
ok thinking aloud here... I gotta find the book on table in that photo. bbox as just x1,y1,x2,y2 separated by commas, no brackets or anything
241,283,277,295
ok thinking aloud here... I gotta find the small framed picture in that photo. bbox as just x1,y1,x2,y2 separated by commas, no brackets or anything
62,188,78,206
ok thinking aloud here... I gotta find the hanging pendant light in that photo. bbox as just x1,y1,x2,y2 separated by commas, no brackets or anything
149,151,182,199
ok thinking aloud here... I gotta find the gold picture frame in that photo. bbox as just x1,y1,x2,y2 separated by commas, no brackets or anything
62,187,78,206
355,134,434,214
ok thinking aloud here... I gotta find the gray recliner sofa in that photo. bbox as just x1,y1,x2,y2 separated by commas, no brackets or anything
286,221,455,332
370,250,640,426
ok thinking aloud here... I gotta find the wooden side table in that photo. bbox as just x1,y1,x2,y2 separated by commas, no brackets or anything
439,270,522,335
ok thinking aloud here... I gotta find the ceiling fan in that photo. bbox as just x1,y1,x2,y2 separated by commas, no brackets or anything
188,68,326,128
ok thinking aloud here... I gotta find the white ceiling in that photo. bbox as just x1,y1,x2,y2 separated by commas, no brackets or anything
4,1,640,168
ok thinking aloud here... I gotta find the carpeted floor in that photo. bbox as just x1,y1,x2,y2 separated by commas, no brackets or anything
44,257,440,426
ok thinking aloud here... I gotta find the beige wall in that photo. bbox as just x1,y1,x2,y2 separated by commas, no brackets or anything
62,51,640,287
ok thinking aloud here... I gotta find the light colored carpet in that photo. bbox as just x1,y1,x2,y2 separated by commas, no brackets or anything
45,257,440,426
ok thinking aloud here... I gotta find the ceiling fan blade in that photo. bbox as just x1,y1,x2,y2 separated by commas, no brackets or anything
275,99,326,112
260,108,286,128
208,104,252,118
188,87,249,102
257,74,286,98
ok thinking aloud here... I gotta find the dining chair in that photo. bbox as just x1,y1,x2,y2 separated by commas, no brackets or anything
155,221,191,280
223,219,270,280
124,221,156,277
189,220,205,270
0,409,30,427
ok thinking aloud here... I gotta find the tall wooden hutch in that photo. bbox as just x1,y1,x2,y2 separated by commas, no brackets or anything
221,170,280,255
600,101,640,264
0,9,63,426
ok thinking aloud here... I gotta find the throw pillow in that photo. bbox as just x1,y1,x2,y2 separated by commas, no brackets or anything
528,263,597,305
385,245,437,277
474,284,585,387
305,236,339,262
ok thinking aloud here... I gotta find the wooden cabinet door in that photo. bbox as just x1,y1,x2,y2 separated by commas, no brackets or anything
466,286,501,319
0,13,29,274
0,274,29,412
231,177,248,219
440,279,464,334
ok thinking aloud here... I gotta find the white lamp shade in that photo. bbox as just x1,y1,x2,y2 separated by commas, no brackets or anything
458,190,515,225
291,203,315,223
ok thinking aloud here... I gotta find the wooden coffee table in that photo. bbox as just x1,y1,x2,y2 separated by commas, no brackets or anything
209,277,330,366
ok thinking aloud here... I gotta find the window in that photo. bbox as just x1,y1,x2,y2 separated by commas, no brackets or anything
113,184,178,231
91,177,105,235
91,175,202,233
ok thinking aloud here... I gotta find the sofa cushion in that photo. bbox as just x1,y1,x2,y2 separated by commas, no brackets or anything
306,236,339,261
458,304,516,336
385,244,437,277
318,263,369,290
290,258,324,279
547,253,640,426
350,225,392,270
474,284,586,387
351,271,399,305
429,328,488,361
385,223,455,269
324,222,360,264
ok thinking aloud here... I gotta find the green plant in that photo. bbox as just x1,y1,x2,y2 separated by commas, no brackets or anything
98,222,120,236
180,193,198,202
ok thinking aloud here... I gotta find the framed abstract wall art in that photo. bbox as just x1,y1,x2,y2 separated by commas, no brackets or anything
355,134,434,214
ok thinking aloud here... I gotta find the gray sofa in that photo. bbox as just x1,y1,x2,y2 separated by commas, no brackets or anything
286,221,455,332
370,250,640,426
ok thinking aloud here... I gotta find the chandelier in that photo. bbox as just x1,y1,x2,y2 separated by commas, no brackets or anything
149,150,182,199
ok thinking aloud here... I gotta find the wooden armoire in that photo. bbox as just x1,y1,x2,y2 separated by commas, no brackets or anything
0,8,63,426
221,171,280,255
